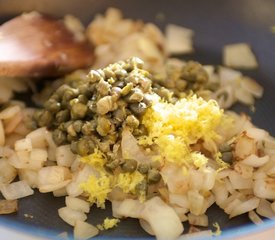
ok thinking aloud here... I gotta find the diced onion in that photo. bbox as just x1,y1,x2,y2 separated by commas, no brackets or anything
65,196,90,213
14,138,32,152
74,220,99,240
165,24,194,54
256,199,275,219
0,105,21,120
223,43,258,69
0,158,17,184
29,148,47,169
187,213,208,227
248,210,263,225
0,180,34,200
58,207,87,226
0,120,5,146
26,127,47,149
18,169,38,188
229,197,260,218
0,199,18,214
56,145,75,167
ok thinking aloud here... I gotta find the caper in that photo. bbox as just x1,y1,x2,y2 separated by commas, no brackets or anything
78,95,88,104
62,88,79,102
96,117,112,136
37,110,53,127
56,84,70,95
96,96,113,115
113,108,126,122
88,70,102,83
147,169,161,184
105,159,120,171
181,61,208,84
125,115,139,128
111,87,122,100
44,99,61,113
67,124,77,137
128,57,144,70
77,138,94,156
139,77,151,92
114,81,126,89
52,129,67,146
175,79,187,91
115,69,128,79
67,134,78,142
103,68,116,79
121,83,133,96
125,88,144,103
129,102,147,116
121,159,138,173
73,120,83,133
219,143,232,153
138,163,150,174
71,102,88,120
97,69,106,78
135,180,147,193
56,109,70,123
125,74,139,85
25,120,37,130
82,121,96,135
78,83,94,98
70,141,78,154
206,82,220,91
221,151,233,164
96,79,111,96
33,109,43,122
87,100,97,114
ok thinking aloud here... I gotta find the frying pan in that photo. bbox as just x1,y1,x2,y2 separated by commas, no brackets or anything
0,0,275,239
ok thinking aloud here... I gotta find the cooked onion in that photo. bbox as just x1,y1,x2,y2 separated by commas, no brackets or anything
65,196,90,213
0,199,18,214
0,180,34,200
74,220,99,240
58,207,87,226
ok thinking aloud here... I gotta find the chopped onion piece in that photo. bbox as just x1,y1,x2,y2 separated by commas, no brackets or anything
0,158,17,184
74,220,99,240
139,219,154,236
14,138,32,152
248,210,263,225
26,127,47,149
229,171,253,189
256,199,275,219
242,154,269,168
229,197,260,218
0,120,5,146
0,105,20,120
58,207,87,226
66,196,90,213
56,145,75,167
29,148,47,169
18,169,38,188
241,77,263,98
1,180,34,200
223,43,258,69
188,213,208,227
53,187,67,197
165,24,194,54
0,199,18,214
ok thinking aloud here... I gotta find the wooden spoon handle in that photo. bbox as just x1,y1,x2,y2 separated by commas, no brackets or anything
0,12,94,78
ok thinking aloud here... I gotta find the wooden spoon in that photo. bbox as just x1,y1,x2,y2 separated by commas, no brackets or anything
0,12,94,78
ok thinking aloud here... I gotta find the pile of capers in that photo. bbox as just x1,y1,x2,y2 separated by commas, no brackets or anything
153,60,212,99
33,57,153,159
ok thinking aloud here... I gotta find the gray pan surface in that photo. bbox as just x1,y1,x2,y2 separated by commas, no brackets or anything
0,0,275,238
